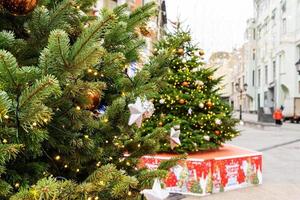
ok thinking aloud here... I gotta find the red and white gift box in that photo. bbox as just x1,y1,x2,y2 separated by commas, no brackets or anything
139,144,262,196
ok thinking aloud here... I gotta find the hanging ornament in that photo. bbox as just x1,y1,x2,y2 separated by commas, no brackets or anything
215,118,222,125
177,48,184,56
143,99,155,118
203,135,210,141
181,81,189,87
195,80,204,87
188,108,192,115
206,101,213,109
126,62,138,78
199,102,204,108
139,25,151,37
179,99,185,104
158,121,164,127
86,90,100,111
170,125,181,149
128,97,154,128
215,130,221,135
199,49,205,56
93,103,106,118
159,99,165,104
141,178,169,200
1,0,38,16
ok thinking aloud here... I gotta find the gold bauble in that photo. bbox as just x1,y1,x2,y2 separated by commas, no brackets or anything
86,90,100,111
177,48,184,56
179,99,185,104
199,49,205,56
181,81,189,87
206,101,213,109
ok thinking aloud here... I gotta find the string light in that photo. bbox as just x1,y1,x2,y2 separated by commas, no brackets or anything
55,155,61,161
128,191,132,196
76,106,81,111
76,168,80,173
64,164,68,168
87,69,93,73
2,139,7,143
4,115,9,119
87,197,92,200
96,162,101,167
95,197,99,200
32,122,37,126
93,72,98,76
15,183,20,188
84,135,89,139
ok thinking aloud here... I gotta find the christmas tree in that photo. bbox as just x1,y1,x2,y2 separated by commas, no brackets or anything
0,1,170,199
140,29,239,153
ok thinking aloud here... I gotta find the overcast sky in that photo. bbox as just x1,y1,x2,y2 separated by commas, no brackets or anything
165,0,254,56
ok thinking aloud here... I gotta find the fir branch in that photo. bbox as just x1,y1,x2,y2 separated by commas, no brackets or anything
70,14,115,61
19,75,61,109
0,91,11,121
0,50,18,87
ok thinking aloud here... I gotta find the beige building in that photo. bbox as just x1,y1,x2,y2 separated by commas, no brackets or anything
209,48,249,112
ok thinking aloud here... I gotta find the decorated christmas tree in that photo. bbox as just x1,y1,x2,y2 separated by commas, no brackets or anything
0,1,170,199
140,29,239,153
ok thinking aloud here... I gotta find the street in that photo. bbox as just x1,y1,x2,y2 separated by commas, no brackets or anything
185,124,300,200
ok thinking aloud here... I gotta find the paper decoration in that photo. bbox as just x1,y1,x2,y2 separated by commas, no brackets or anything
141,178,169,200
128,97,155,128
170,125,181,149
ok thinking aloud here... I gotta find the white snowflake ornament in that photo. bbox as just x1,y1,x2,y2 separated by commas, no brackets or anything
215,118,222,125
141,178,169,200
128,97,154,128
170,126,181,149
203,135,210,141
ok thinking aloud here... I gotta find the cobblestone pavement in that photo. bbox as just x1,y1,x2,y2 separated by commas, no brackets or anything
183,125,300,200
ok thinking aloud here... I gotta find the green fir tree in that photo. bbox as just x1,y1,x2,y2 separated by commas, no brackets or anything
140,29,239,153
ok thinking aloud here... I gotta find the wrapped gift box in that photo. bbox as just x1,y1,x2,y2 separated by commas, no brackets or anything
139,144,262,196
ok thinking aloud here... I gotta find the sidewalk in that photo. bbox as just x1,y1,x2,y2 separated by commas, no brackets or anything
233,112,300,131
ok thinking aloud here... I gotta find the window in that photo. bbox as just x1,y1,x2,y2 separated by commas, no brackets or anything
265,65,268,84
281,1,286,13
252,70,255,86
264,91,268,106
252,49,256,60
258,69,261,87
281,18,287,34
297,45,300,59
273,61,276,81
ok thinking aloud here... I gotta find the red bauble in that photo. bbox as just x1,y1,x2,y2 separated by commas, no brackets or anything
215,130,221,135
1,0,38,16
86,91,100,111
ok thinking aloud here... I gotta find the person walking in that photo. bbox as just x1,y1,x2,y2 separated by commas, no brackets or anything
273,108,283,125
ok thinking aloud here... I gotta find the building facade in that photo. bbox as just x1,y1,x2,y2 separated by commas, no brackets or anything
243,0,300,117
209,48,249,112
